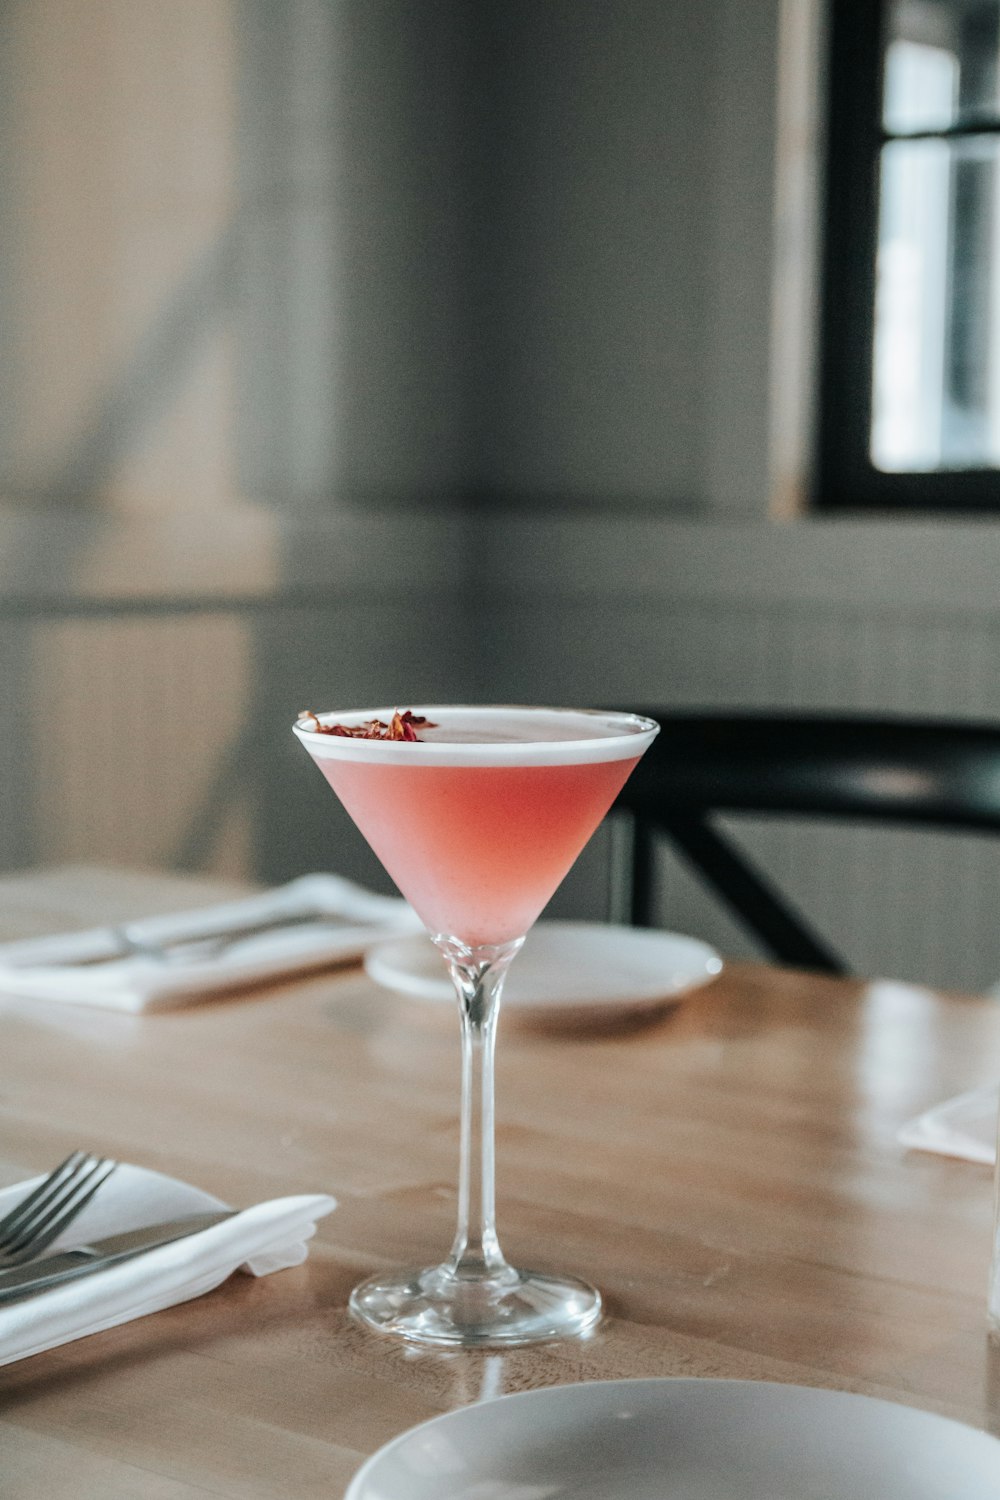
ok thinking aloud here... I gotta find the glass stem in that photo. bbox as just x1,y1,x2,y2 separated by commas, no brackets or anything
436,936,523,1281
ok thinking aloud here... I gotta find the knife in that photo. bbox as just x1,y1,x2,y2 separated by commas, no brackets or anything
81,909,344,965
0,1210,235,1304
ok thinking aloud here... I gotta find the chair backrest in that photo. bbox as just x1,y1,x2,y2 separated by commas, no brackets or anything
613,711,1000,975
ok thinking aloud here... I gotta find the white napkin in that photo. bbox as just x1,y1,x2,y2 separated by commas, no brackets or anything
0,874,423,1013
897,1084,999,1165
0,1161,336,1366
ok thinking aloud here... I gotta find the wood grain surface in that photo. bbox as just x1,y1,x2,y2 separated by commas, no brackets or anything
0,866,998,1498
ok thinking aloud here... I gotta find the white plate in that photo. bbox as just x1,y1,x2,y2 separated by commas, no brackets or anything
364,921,722,1025
344,1377,1000,1500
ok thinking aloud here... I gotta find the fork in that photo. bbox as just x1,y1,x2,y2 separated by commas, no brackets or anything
0,1152,118,1267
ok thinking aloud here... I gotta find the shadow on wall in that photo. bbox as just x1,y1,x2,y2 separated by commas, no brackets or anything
0,0,486,883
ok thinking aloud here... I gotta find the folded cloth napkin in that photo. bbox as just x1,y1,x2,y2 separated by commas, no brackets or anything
0,1161,336,1366
0,873,422,1013
897,1084,999,1165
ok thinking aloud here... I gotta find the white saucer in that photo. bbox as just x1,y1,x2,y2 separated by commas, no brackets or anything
345,1378,1000,1499
364,921,722,1026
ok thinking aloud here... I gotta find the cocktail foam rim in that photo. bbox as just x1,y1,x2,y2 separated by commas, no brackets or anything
292,705,659,766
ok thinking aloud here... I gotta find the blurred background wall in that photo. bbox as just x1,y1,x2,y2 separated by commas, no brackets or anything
3,0,1000,990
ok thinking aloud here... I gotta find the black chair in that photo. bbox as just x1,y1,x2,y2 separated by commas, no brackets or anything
613,711,1000,976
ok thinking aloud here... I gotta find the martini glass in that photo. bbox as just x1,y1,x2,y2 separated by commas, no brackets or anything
293,704,659,1346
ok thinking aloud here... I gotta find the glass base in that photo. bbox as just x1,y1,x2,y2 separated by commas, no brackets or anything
349,1262,602,1347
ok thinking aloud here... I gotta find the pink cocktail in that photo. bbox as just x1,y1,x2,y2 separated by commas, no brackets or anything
294,704,658,1346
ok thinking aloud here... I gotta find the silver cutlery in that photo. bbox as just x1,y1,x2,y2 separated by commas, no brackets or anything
107,908,350,963
0,1152,118,1267
0,1210,234,1302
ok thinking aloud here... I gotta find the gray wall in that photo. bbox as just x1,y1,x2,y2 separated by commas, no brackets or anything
0,0,783,515
471,0,779,512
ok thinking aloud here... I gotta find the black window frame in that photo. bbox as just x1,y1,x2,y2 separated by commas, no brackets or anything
816,0,1000,512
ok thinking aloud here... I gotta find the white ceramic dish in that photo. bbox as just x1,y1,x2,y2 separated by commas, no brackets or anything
344,1377,1000,1500
364,921,722,1025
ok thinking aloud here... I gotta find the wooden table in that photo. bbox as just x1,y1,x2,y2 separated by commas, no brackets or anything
1,866,999,1497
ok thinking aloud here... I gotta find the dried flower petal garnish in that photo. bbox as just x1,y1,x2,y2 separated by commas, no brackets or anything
299,709,436,741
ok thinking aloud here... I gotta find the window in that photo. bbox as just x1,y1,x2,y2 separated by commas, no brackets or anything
818,0,1000,509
